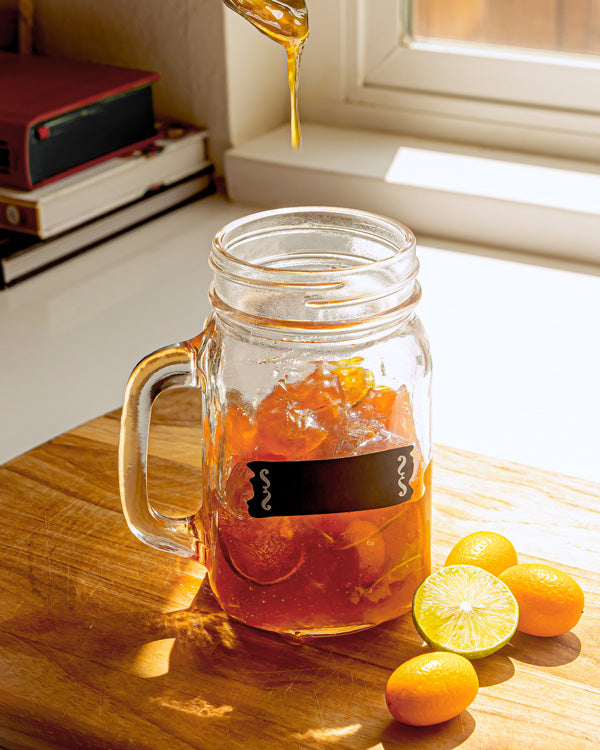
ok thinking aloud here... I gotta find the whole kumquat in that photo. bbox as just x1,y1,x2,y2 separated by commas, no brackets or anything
385,651,478,726
445,530,518,576
499,563,584,637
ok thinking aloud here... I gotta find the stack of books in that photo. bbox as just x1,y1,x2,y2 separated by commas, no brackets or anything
0,53,214,288
0,126,214,287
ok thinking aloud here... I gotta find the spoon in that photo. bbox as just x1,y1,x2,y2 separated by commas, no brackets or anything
222,0,308,43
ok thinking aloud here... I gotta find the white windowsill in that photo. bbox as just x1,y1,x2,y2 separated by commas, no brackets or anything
225,123,600,268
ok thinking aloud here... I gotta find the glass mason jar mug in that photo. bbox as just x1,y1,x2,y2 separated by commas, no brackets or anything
119,207,432,637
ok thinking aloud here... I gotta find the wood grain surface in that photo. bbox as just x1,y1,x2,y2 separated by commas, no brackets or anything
0,389,598,749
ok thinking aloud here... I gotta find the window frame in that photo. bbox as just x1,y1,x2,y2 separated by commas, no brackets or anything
300,0,600,161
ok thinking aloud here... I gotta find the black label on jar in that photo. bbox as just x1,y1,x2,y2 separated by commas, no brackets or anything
246,445,415,518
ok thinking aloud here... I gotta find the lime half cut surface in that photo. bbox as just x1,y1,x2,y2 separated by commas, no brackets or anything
412,564,519,659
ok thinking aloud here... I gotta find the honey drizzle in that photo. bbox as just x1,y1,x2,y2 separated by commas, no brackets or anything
224,0,308,149
286,38,304,149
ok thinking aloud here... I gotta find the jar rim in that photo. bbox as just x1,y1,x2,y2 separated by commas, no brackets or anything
211,206,416,280
209,206,420,330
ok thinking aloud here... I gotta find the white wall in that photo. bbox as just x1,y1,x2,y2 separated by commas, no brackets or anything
223,9,288,147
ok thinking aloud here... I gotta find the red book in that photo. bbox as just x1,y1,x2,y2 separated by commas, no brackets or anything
0,52,159,189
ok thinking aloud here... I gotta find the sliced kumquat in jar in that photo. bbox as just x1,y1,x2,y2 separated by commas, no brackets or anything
220,516,305,586
294,365,343,412
379,504,418,554
340,519,387,586
330,359,375,407
352,385,397,429
255,366,344,458
256,381,330,459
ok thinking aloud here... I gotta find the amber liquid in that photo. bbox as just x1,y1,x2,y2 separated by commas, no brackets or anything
210,465,432,636
225,0,309,149
200,359,432,636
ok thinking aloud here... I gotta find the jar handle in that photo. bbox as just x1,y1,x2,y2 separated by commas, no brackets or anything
118,338,204,560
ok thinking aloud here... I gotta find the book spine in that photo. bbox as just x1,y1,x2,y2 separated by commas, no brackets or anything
1,86,158,190
27,86,157,188
0,199,39,234
0,120,28,190
0,173,215,288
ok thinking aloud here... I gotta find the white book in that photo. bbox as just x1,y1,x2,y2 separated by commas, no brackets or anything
0,126,209,238
0,170,214,287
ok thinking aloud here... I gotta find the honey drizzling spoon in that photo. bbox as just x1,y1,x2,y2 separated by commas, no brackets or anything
222,0,309,149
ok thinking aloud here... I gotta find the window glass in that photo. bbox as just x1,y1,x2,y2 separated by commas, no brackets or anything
413,0,600,56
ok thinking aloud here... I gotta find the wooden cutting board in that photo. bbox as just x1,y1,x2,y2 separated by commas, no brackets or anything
0,389,598,749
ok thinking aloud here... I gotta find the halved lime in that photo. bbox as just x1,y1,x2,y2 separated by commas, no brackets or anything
412,564,519,659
